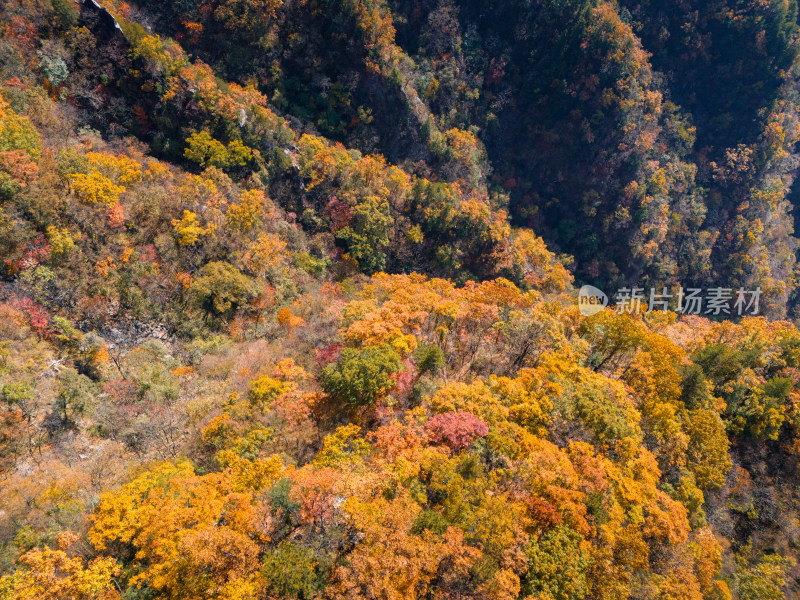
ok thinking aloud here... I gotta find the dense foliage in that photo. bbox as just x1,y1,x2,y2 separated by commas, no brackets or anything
1,0,800,599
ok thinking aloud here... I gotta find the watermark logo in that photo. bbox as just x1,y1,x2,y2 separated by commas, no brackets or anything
579,285,609,316
578,285,761,316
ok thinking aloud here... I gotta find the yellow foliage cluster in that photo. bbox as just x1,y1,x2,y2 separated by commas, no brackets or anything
87,151,143,184
45,226,75,257
88,458,282,597
243,232,287,276
68,170,125,206
226,189,269,233
0,532,120,600
172,210,215,246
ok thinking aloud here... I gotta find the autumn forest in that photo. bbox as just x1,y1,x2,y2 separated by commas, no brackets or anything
2,0,800,599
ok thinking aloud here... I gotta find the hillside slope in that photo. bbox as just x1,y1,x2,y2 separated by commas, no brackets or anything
1,1,800,600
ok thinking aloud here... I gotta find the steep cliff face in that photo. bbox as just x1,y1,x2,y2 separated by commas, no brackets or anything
42,0,800,315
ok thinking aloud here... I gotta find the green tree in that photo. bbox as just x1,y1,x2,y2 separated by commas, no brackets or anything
262,541,328,599
335,195,392,274
51,0,79,30
320,344,403,406
523,525,591,600
184,132,230,169
189,261,257,320
414,343,445,374
1,383,33,408
56,368,93,425
735,549,795,600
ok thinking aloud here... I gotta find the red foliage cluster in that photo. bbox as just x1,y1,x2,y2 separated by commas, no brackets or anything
4,16,36,50
393,358,415,397
315,342,343,366
136,245,159,264
11,296,51,338
525,496,563,529
17,236,51,271
425,410,489,451
106,202,125,229
0,150,39,185
326,196,354,232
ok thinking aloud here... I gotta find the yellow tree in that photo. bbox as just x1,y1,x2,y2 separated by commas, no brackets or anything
0,532,120,600
68,171,125,206
89,459,282,599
